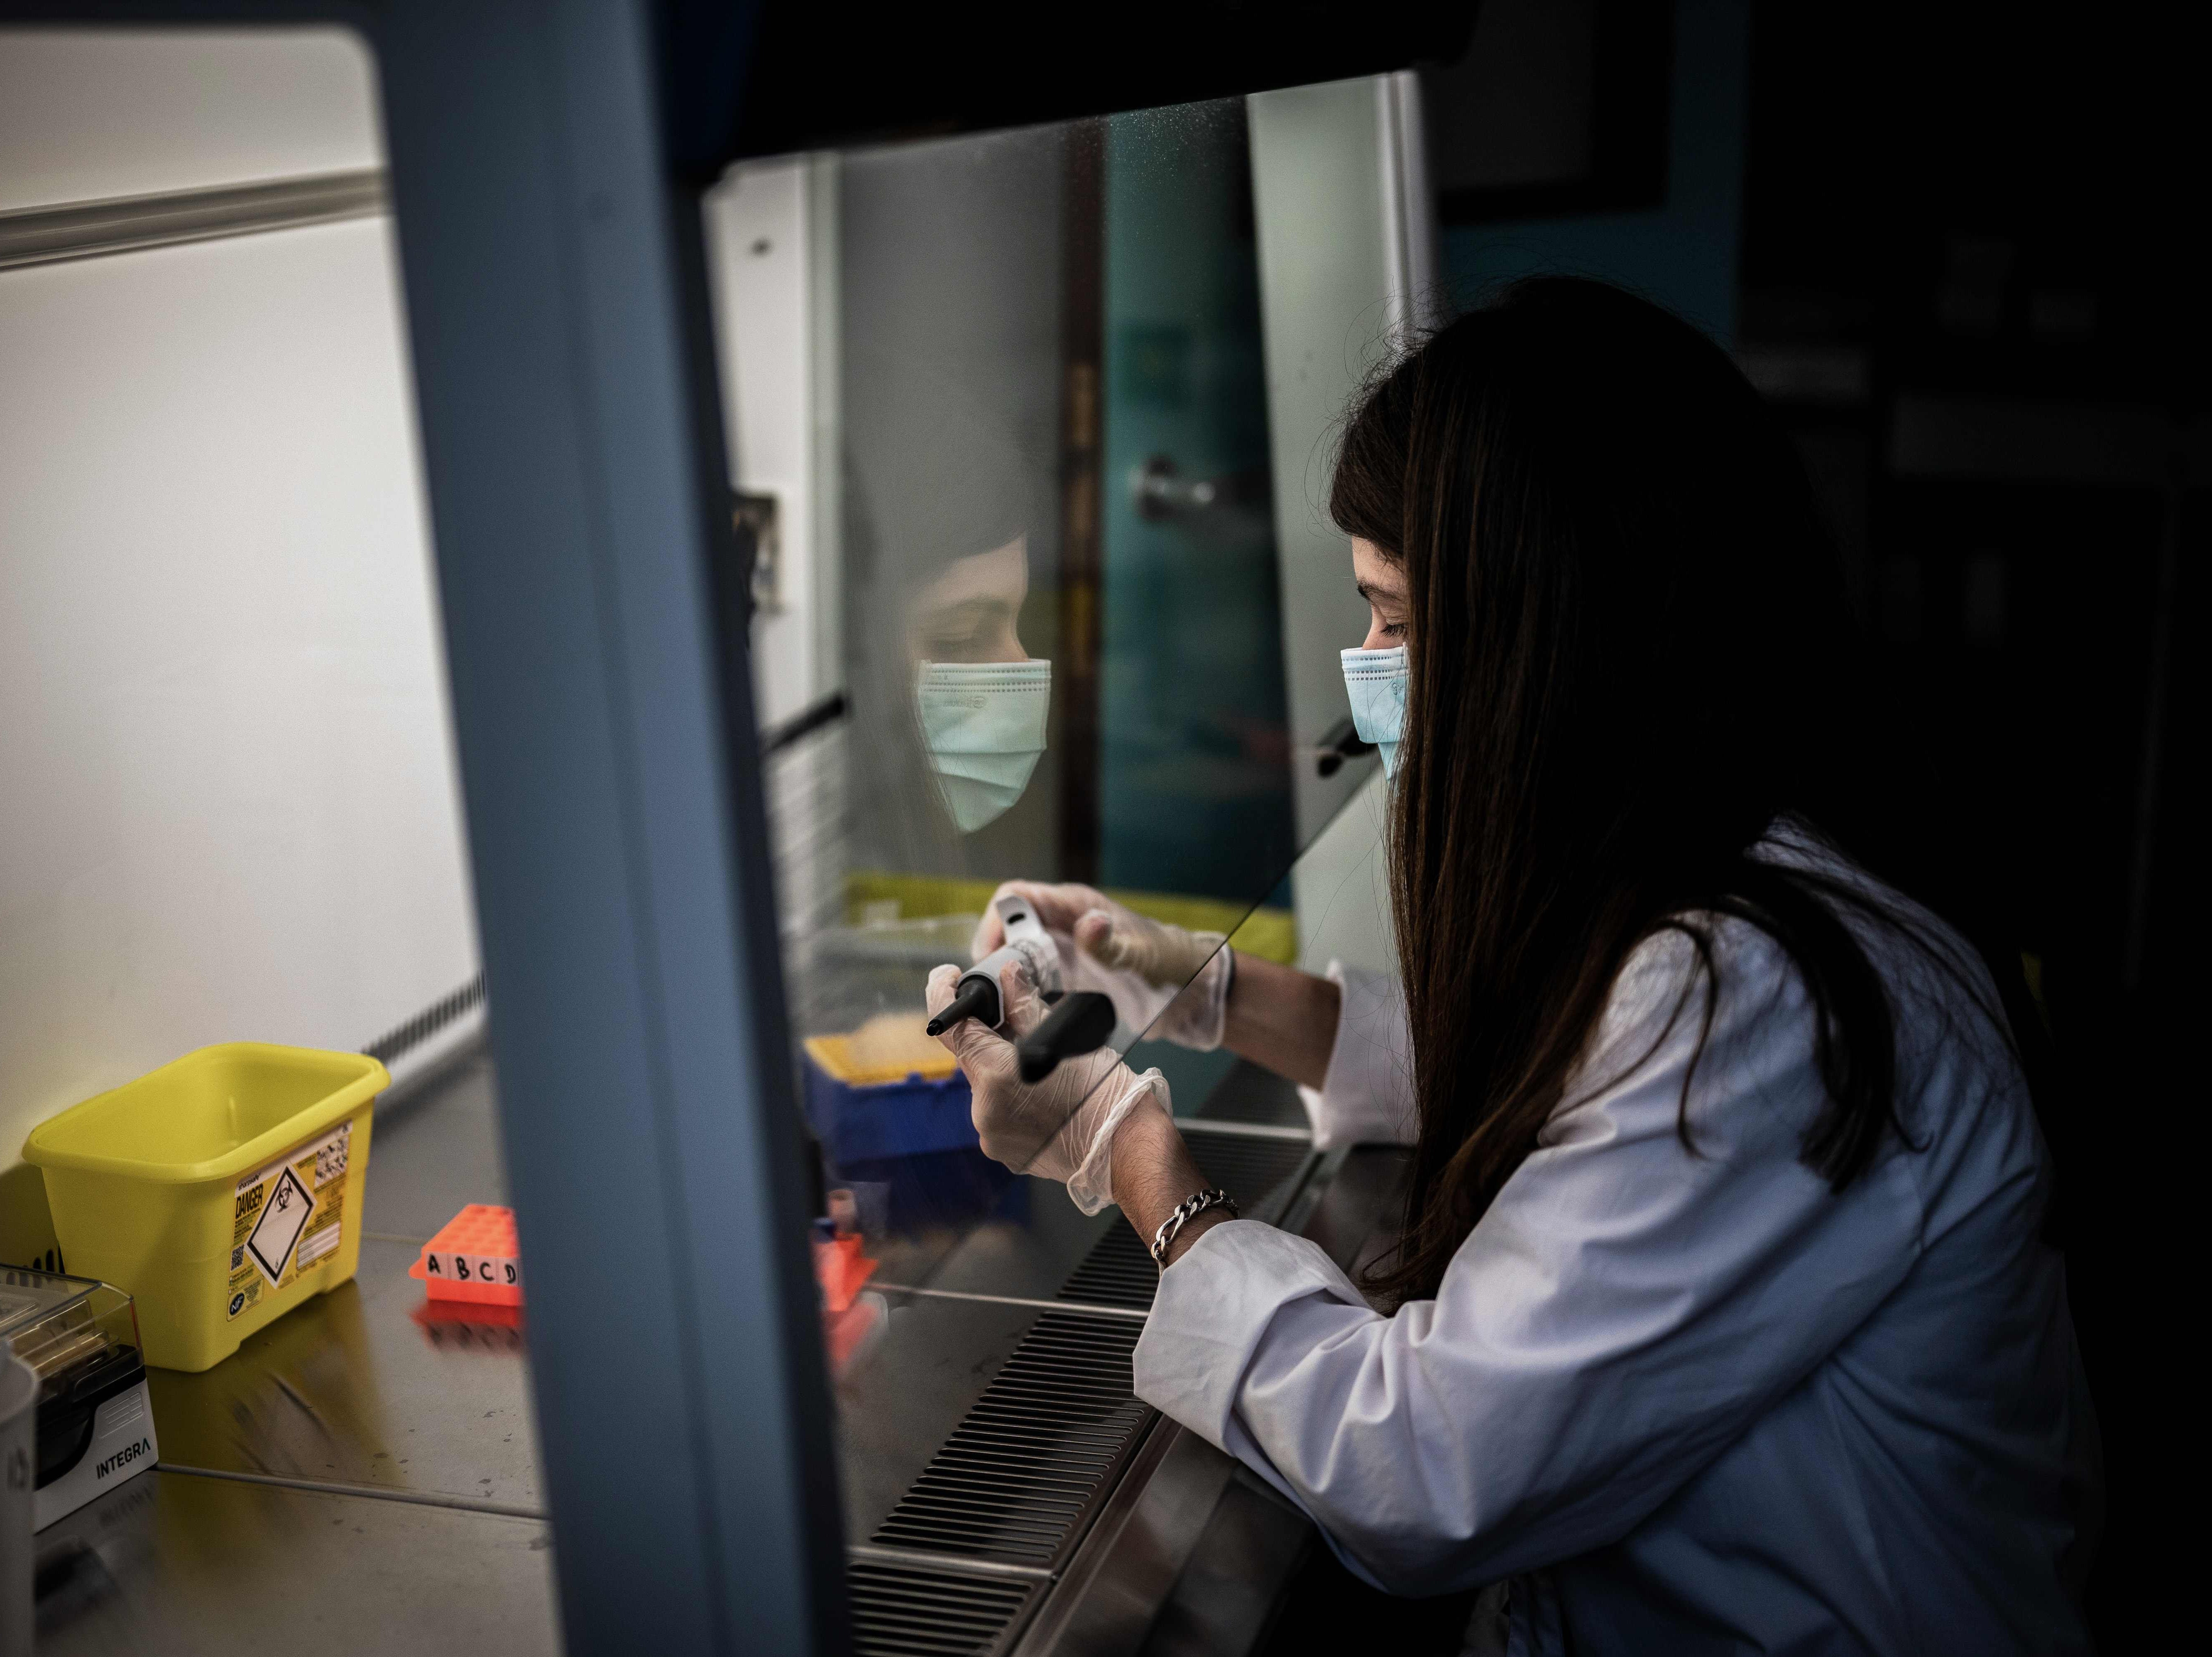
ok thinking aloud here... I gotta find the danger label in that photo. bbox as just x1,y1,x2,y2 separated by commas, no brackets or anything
245,1166,314,1282
228,1121,351,1321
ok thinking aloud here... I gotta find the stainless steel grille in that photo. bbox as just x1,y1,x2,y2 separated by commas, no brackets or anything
848,1560,1039,1657
362,973,486,1064
1055,1225,1159,1310
1056,1129,1315,1311
1183,1130,1315,1220
870,1314,1150,1569
861,1122,1317,1642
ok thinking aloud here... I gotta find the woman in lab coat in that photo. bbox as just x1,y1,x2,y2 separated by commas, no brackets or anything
927,278,2098,1653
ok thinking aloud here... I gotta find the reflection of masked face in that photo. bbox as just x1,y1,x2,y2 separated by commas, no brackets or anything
916,660,1052,831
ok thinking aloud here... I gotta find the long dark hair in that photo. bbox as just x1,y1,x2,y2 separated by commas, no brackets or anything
1331,278,2001,1308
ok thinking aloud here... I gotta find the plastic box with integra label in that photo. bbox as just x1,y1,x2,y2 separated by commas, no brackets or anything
0,1269,157,1529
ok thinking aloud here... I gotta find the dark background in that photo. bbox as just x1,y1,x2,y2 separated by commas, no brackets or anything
1427,0,2198,1640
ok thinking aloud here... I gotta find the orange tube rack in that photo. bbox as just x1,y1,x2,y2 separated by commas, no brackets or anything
408,1204,524,1305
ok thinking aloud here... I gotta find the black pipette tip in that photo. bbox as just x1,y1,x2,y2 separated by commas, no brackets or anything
925,978,996,1036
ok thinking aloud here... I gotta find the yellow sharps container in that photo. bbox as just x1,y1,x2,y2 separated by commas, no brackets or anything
23,1043,388,1372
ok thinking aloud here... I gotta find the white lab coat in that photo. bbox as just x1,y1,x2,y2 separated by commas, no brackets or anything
1134,833,2098,1653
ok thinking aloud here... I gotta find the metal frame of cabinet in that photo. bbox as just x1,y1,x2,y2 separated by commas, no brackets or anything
3,5,841,1649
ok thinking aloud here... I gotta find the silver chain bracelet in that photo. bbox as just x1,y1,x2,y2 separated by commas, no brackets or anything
1150,1187,1238,1270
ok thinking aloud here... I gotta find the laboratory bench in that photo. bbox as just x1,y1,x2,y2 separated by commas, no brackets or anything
30,1039,1431,1656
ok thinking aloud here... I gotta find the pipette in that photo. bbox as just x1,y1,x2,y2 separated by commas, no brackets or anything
925,893,1062,1036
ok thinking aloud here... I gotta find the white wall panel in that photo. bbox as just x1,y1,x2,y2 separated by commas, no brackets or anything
1249,76,1426,850
1292,770,1396,977
0,27,380,212
703,158,821,729
0,41,476,1219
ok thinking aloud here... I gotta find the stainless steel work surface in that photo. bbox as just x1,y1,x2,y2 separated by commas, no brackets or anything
801,1157,1110,1304
148,1234,543,1510
34,1469,560,1655
869,1120,1315,1316
358,1041,511,1239
146,1040,545,1513
874,1183,1118,1305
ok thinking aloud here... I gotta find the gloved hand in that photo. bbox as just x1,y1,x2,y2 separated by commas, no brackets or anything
969,881,1233,1050
927,959,1172,1215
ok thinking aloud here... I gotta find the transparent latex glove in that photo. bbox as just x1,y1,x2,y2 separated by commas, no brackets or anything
927,960,1173,1215
969,881,1232,1050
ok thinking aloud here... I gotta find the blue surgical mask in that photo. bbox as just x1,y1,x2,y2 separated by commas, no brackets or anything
915,660,1052,831
1340,645,1407,778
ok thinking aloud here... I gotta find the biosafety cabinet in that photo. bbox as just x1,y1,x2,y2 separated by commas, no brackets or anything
0,5,1472,1653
